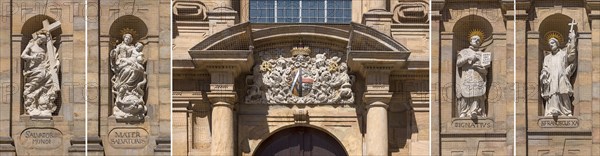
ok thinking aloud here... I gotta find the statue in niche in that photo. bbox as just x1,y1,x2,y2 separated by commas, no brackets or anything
456,29,491,118
21,20,61,116
110,32,147,121
540,21,577,117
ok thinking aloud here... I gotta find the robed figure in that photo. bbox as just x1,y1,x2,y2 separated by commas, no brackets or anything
456,30,491,118
110,33,147,121
540,22,577,117
21,30,60,116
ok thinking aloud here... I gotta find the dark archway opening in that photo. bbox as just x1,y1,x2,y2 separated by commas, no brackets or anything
254,126,347,156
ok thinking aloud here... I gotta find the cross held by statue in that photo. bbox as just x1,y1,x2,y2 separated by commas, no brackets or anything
32,20,61,38
568,19,577,32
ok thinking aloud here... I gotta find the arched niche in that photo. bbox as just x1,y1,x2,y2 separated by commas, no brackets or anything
21,15,62,53
537,14,577,116
451,15,494,117
252,125,348,156
107,15,148,116
20,15,62,116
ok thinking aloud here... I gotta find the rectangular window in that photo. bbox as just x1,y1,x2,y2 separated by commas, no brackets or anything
250,0,351,23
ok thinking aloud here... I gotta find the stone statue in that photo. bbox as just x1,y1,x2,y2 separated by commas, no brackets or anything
110,33,147,121
540,21,577,117
21,20,61,116
456,29,491,118
21,31,59,116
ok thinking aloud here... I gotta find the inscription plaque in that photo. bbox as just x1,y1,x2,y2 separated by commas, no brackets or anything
108,128,149,148
538,117,579,128
19,128,63,149
451,118,493,129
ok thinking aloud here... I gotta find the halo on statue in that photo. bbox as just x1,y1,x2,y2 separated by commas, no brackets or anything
544,31,564,46
468,29,485,41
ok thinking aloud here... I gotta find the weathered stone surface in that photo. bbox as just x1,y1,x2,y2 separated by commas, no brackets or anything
538,117,579,128
108,128,149,148
19,128,63,149
172,1,429,155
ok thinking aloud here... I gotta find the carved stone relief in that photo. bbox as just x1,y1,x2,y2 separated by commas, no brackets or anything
21,20,61,116
456,29,491,118
110,33,148,121
393,2,429,24
246,45,354,104
540,21,578,117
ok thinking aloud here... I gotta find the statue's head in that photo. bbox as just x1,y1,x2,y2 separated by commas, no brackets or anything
122,34,133,44
549,38,559,51
34,31,49,45
470,35,481,48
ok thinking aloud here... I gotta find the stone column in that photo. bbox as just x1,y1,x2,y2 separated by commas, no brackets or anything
214,0,233,11
368,0,386,12
208,0,238,35
430,0,444,154
514,1,530,155
589,1,600,153
207,68,238,156
362,67,392,155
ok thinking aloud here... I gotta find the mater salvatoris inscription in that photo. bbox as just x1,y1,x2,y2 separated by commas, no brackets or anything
108,128,149,148
538,117,579,128
451,118,493,129
19,128,63,149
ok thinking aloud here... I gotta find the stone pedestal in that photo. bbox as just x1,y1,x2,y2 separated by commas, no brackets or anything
13,116,71,155
363,12,394,36
102,116,155,156
208,10,238,35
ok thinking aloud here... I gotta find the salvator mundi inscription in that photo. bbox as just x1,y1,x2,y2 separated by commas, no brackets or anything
19,128,63,149
108,128,149,148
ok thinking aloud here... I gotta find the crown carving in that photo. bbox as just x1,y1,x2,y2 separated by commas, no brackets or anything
291,45,311,56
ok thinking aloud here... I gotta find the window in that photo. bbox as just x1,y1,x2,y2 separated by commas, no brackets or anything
250,0,351,23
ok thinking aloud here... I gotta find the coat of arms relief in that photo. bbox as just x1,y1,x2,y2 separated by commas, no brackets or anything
245,44,354,104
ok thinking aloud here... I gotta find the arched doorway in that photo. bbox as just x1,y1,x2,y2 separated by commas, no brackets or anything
254,126,347,156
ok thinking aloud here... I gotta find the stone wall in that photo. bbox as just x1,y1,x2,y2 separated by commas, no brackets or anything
515,1,600,155
0,0,86,155
432,0,514,155
172,0,429,155
87,0,171,155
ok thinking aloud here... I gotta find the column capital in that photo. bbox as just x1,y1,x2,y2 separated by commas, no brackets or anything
207,91,237,108
363,92,392,109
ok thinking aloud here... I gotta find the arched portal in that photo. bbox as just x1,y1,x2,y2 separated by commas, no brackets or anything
253,126,347,156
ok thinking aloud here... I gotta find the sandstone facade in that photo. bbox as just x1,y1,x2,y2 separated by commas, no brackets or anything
86,0,171,155
0,0,86,155
431,0,515,155
171,0,430,155
515,0,600,155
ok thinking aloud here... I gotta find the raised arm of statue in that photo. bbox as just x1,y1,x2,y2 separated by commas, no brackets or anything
566,30,577,63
